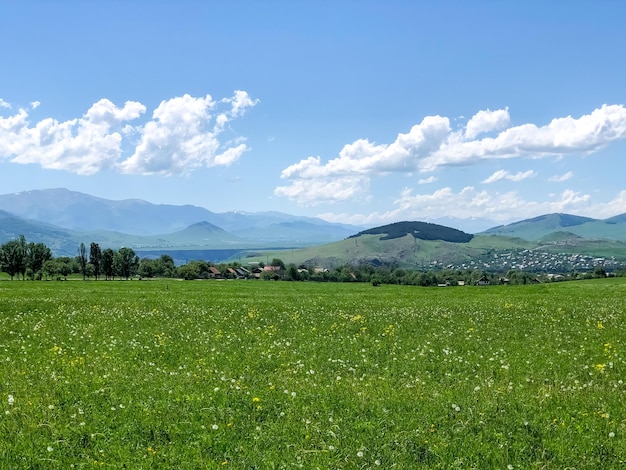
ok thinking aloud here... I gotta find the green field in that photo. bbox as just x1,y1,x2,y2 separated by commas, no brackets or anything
1,279,625,468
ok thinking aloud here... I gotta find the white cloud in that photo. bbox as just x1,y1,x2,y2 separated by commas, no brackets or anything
277,115,451,203
223,89,260,118
482,169,536,184
120,91,257,175
418,175,437,184
2,99,145,175
0,98,11,109
31,101,40,109
549,171,573,182
274,176,369,206
422,104,626,171
317,186,626,228
465,108,510,139
277,105,626,204
0,91,257,176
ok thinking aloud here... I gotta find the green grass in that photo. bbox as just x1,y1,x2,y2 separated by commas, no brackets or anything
1,279,625,468
243,234,490,269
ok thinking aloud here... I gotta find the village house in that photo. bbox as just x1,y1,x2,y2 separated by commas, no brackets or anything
207,266,221,279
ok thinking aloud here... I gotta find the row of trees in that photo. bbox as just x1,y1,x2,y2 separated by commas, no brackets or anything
0,237,144,281
2,235,620,285
0,235,52,280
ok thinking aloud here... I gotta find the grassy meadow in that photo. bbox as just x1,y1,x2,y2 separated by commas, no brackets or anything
1,278,625,468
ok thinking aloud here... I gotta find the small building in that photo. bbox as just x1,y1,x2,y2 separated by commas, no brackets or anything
477,276,491,286
208,267,222,279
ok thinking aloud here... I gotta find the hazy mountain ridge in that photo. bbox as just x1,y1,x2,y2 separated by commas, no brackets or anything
1,190,626,267
0,189,362,255
482,212,626,241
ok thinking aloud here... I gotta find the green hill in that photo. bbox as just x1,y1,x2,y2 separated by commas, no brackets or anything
349,220,473,242
242,233,481,269
0,210,79,255
240,220,626,272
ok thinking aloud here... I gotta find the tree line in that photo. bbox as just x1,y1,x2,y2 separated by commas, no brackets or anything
1,235,620,284
0,236,148,281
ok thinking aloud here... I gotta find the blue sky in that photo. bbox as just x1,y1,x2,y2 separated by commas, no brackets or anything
1,1,625,232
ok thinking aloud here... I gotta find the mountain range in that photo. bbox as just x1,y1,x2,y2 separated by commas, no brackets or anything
0,189,361,256
483,212,626,241
1,189,625,268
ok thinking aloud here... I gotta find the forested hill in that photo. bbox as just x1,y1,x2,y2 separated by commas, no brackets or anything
348,221,474,243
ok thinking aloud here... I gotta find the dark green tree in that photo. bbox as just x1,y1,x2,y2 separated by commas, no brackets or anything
178,263,200,280
102,248,115,280
56,257,74,280
114,247,139,280
285,264,300,281
89,242,103,280
271,258,285,269
0,236,28,280
42,259,58,280
78,242,88,280
155,254,176,277
26,242,52,280
139,258,156,278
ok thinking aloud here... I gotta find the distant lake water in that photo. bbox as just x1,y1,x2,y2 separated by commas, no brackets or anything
135,248,290,265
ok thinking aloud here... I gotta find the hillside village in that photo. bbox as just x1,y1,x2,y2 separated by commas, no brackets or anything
441,248,624,274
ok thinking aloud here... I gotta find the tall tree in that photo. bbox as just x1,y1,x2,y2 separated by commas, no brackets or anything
114,247,139,280
56,257,74,280
102,248,115,280
78,242,88,280
89,242,102,280
26,242,52,280
17,235,27,280
0,237,27,280
155,254,176,277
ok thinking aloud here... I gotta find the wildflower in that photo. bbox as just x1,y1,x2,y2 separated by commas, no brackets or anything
252,397,260,403
609,432,616,438
212,424,219,430
47,446,53,452
357,451,364,458
7,395,14,406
